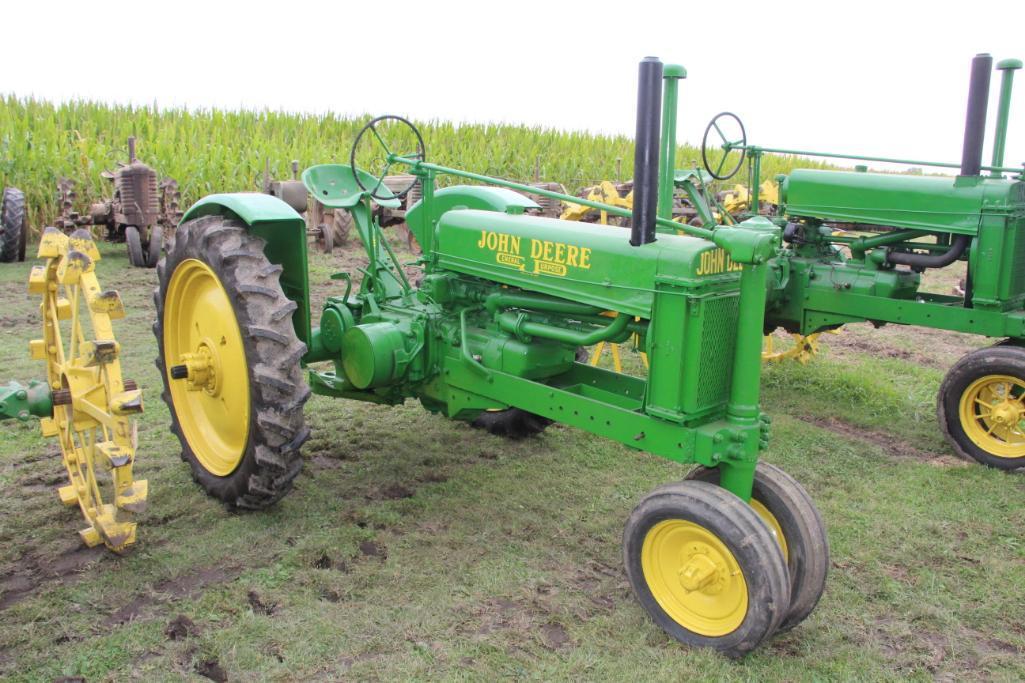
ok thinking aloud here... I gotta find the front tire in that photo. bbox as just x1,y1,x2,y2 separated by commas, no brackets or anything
145,224,163,267
686,462,828,633
154,215,311,508
623,480,790,657
126,225,146,267
939,344,1025,470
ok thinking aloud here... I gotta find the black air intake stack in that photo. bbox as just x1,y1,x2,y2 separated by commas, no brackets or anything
888,54,991,272
960,53,993,176
631,56,663,246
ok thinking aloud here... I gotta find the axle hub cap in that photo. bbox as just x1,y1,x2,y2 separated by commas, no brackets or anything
641,519,748,636
959,374,1025,459
164,259,250,476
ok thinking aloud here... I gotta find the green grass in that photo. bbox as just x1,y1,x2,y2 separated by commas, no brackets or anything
0,239,1022,681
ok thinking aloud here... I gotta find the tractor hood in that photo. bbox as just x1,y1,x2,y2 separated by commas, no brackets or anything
435,210,741,318
783,169,1025,235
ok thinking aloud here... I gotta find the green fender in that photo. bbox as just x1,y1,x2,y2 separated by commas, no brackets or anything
181,193,312,349
405,185,539,253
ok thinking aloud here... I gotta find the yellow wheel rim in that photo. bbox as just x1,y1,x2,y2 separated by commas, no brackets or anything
958,374,1025,459
751,499,789,563
641,519,748,637
164,259,250,476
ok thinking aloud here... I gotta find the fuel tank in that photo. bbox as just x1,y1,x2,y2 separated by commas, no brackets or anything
435,210,741,318
783,169,1024,235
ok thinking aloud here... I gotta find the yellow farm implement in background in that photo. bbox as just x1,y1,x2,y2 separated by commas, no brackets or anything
560,176,828,368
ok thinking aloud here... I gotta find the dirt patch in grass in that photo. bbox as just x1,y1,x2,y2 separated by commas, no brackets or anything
195,657,228,682
310,454,343,470
359,540,386,559
795,414,966,467
371,483,415,500
827,332,948,369
540,622,572,650
104,564,243,627
823,320,984,370
165,614,199,640
0,545,106,611
247,590,277,616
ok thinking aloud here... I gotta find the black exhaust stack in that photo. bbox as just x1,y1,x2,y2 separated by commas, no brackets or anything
960,53,993,176
631,57,663,246
888,54,992,272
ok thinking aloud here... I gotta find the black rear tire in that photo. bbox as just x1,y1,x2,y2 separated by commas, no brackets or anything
154,214,311,508
471,408,552,438
0,188,26,263
686,462,829,633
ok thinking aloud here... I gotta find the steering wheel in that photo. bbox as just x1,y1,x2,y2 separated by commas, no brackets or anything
701,112,747,180
350,115,426,200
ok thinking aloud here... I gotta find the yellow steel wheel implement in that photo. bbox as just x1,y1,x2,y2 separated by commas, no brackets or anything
31,228,147,551
958,374,1025,459
164,259,250,476
641,519,748,637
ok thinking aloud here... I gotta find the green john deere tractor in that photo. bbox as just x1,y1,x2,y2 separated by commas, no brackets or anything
155,57,828,657
700,53,1025,470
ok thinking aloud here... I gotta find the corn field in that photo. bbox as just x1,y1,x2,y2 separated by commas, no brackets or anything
0,96,835,231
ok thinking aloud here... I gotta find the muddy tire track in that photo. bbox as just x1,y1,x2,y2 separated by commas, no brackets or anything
793,414,964,467
0,545,107,611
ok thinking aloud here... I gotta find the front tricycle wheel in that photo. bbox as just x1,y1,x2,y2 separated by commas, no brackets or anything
623,480,790,657
154,215,311,508
686,462,828,633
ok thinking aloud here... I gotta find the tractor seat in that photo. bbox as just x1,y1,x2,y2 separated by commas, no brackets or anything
301,164,401,210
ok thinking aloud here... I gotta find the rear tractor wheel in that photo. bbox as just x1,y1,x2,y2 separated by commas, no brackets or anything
1,187,27,263
623,480,790,657
686,462,828,633
154,215,311,508
471,408,552,439
939,343,1025,470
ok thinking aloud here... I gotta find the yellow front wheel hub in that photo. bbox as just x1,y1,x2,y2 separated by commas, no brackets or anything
164,259,251,476
958,374,1025,459
641,519,748,636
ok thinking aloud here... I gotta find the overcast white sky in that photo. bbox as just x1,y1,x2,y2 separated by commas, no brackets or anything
4,0,1024,173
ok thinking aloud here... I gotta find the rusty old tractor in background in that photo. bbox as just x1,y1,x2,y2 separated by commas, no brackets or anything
263,159,422,253
264,157,570,255
57,137,182,268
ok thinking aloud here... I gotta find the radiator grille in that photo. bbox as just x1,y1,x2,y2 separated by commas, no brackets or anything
694,294,739,412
